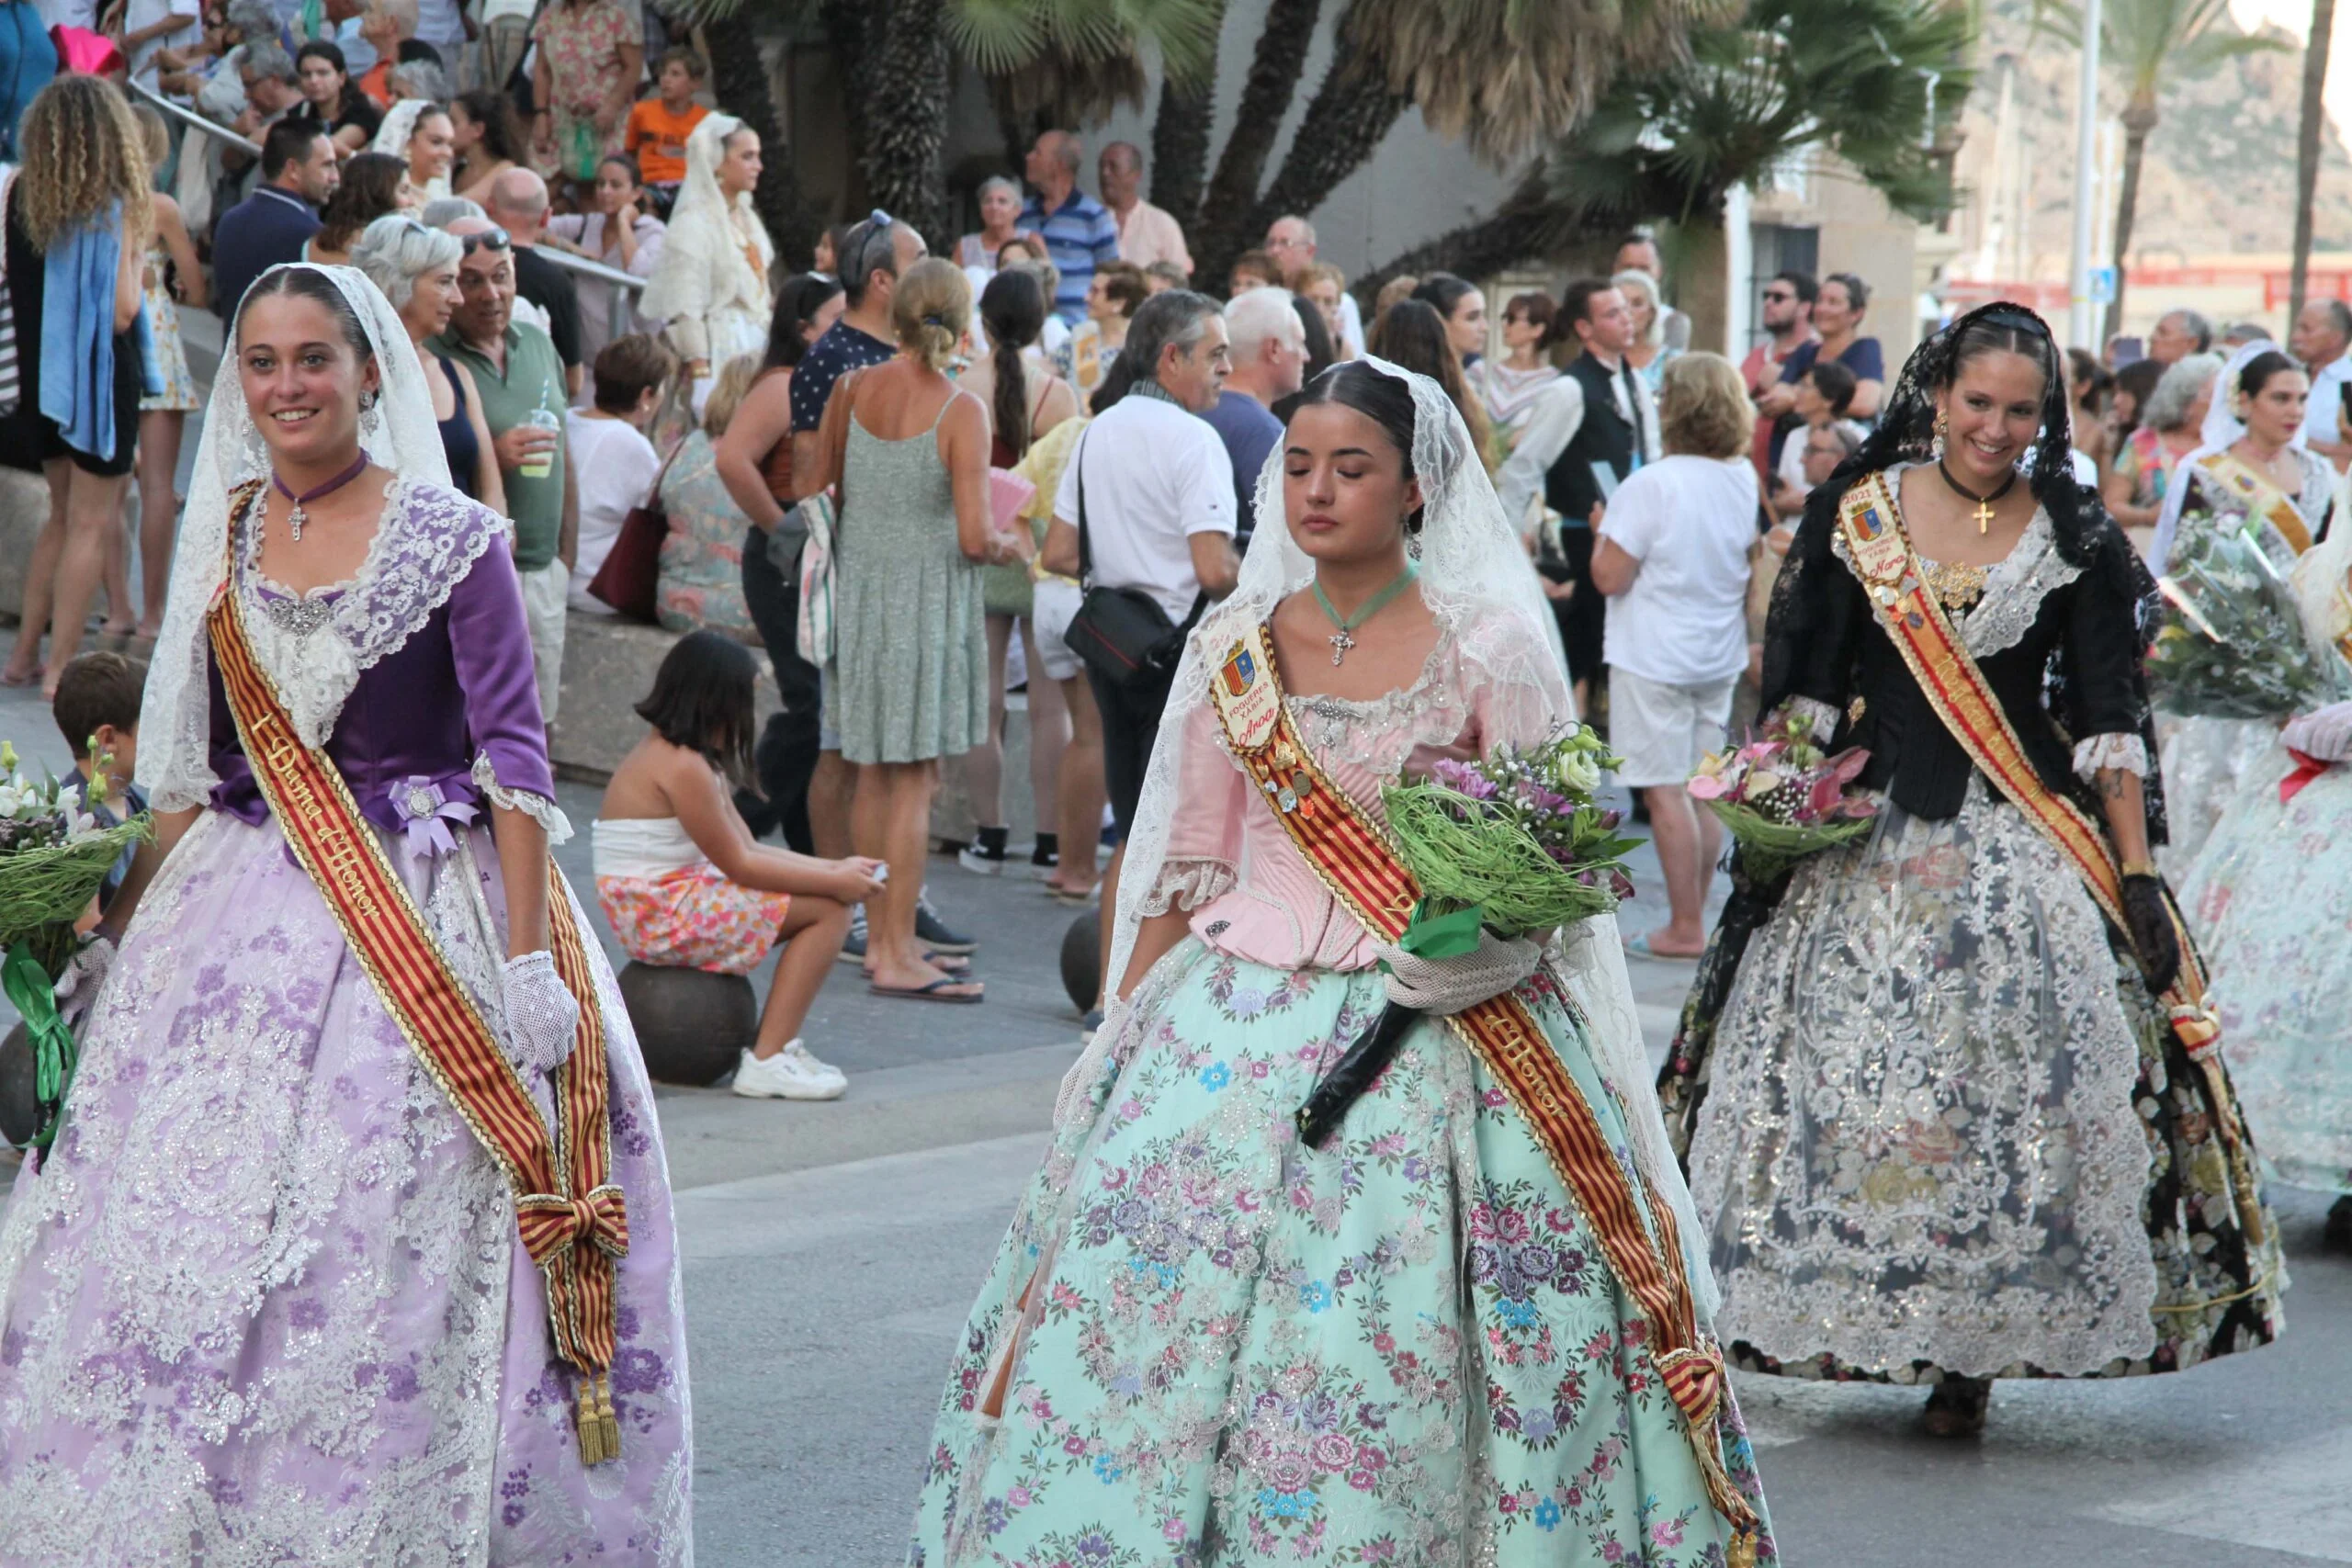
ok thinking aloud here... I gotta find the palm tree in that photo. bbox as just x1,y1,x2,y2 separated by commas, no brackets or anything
1187,0,1735,288
2290,0,2337,326
1399,0,1969,346
679,0,1219,249
2041,0,2287,340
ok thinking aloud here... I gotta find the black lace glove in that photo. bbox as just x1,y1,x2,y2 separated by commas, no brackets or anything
2120,874,2180,996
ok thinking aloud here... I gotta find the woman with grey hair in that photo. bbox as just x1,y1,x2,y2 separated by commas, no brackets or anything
2104,348,2221,549
955,173,1041,272
351,212,505,509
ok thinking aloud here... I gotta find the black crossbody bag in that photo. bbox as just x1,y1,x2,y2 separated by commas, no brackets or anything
1061,429,1207,687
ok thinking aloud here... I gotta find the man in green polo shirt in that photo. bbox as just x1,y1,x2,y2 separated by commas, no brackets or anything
429,216,578,732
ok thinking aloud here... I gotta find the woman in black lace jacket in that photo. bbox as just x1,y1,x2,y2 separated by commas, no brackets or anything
1657,303,2281,1436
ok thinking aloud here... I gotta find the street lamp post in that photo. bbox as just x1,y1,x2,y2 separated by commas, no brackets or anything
2067,0,2104,350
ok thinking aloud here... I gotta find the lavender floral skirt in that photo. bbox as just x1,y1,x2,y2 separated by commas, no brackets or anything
907,942,1773,1567
0,809,693,1566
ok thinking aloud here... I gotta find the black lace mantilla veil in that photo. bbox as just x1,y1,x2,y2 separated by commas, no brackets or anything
1663,300,2168,1154
1758,299,2170,844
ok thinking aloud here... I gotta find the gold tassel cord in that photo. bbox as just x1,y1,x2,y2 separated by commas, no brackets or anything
576,1373,615,1466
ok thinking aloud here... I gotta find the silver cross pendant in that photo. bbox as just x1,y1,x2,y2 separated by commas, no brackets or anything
1329,629,1353,666
288,502,309,543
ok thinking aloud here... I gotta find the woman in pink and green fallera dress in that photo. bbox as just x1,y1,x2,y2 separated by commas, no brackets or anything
906,357,1773,1566
0,264,691,1563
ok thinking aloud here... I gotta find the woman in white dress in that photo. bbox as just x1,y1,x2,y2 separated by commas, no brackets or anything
2149,341,2336,872
2181,462,2352,1247
638,112,774,409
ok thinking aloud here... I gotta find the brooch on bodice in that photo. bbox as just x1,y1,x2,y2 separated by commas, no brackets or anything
260,594,335,637
390,774,479,858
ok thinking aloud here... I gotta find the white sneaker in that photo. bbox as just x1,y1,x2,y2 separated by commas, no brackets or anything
730,1041,849,1100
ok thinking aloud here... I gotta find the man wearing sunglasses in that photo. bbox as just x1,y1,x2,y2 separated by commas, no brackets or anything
430,215,576,739
1742,269,1815,482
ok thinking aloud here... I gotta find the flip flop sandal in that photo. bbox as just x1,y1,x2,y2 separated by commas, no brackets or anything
1623,931,1701,961
869,976,985,1004
864,950,970,977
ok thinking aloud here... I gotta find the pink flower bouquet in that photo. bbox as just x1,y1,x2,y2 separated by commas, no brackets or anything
1686,712,1877,882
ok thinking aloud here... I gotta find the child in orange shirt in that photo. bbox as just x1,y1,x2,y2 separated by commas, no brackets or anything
624,46,708,214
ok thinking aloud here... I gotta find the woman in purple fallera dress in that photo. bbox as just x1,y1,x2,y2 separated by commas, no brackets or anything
0,264,693,1563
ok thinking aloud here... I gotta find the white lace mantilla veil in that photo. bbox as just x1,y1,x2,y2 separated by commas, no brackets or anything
1062,355,1720,1320
635,112,773,331
138,263,452,813
2151,337,2300,571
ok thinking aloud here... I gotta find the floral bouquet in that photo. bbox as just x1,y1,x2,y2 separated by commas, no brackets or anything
1687,714,1878,883
1297,726,1639,1150
1381,721,1643,953
0,740,151,1151
2149,525,2343,718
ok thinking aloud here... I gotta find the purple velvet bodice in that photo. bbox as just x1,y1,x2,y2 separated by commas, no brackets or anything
204,479,555,836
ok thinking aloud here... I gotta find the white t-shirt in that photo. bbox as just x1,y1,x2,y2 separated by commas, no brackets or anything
1599,454,1758,686
565,411,662,613
1052,391,1236,624
126,0,203,87
2304,352,2352,448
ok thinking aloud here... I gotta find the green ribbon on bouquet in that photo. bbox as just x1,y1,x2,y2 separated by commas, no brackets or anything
1387,898,1487,964
4,942,74,1151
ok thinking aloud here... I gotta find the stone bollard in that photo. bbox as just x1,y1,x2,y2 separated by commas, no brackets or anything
615,962,758,1086
1058,909,1102,1012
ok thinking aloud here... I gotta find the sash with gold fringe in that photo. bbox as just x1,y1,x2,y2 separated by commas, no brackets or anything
209,482,628,1465
1833,470,2265,1245
2199,450,2314,556
1208,624,1759,1566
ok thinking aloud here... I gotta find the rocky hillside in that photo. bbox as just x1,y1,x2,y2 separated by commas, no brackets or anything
1960,0,2352,263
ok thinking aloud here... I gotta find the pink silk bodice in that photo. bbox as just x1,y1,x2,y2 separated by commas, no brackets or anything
1145,621,1565,973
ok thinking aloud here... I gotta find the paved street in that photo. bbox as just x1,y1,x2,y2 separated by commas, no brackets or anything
2,672,2347,1565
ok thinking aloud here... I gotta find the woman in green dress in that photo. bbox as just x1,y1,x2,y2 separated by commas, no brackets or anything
906,358,1773,1565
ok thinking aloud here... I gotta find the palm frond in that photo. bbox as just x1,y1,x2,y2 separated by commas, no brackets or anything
1347,0,1742,164
1540,0,1976,230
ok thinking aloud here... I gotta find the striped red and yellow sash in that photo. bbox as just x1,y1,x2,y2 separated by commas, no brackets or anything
2200,450,2313,556
1208,624,1758,1564
1834,471,2263,1243
209,483,628,1463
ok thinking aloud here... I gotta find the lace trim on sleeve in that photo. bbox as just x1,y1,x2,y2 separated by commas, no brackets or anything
1139,857,1234,916
1785,696,1841,743
2072,733,2149,781
471,752,574,844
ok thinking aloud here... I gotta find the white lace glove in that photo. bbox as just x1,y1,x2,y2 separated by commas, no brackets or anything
1372,930,1542,1016
2283,701,2352,762
52,935,114,1027
499,951,580,1075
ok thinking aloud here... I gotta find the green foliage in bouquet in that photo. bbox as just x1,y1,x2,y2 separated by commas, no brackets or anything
1687,714,1879,884
2150,525,2344,719
1381,722,1642,947
0,739,153,1150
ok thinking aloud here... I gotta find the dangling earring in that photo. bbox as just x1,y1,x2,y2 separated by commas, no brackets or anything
1930,408,1949,462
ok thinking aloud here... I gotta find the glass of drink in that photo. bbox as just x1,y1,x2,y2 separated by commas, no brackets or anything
520,408,560,479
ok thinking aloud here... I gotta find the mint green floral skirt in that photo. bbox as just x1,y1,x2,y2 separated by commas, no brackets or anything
906,942,1774,1566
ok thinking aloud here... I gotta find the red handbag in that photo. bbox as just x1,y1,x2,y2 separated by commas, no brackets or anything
587,447,682,622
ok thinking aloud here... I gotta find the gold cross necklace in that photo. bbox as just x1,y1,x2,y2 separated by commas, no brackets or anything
1934,457,2019,535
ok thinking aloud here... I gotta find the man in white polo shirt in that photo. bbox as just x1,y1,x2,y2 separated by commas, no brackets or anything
1042,289,1237,1025
2291,298,2352,470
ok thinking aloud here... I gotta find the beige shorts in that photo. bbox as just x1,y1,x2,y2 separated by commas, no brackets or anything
521,557,569,727
1609,667,1736,788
